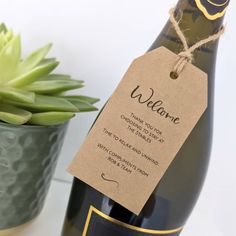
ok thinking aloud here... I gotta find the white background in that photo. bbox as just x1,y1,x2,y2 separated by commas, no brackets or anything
0,0,235,235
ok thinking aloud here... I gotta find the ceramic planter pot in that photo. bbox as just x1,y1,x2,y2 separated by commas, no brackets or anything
0,122,68,233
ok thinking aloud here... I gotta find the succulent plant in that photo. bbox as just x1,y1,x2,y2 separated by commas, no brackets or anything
0,23,99,126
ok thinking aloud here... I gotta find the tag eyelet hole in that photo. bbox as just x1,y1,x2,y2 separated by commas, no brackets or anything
170,71,179,80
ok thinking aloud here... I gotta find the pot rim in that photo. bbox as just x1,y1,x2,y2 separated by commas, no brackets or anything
0,121,69,131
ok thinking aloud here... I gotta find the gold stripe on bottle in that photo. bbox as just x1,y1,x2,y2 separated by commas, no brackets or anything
195,0,227,20
82,206,184,236
207,0,229,7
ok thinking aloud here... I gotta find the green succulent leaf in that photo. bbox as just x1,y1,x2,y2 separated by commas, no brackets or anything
18,43,52,74
0,35,21,83
8,94,78,112
6,58,59,87
0,26,13,50
65,98,98,112
28,112,75,126
0,103,32,125
5,30,14,42
38,74,84,83
23,79,84,94
0,23,100,125
0,87,35,103
0,23,7,33
0,31,13,50
39,74,70,80
61,95,100,104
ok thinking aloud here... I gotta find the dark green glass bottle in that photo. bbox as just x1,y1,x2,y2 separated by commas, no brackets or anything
61,0,229,235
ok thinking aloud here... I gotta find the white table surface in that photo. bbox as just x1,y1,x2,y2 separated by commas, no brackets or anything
8,179,230,236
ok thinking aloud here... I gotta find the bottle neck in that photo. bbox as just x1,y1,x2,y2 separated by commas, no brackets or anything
149,0,226,73
175,0,224,44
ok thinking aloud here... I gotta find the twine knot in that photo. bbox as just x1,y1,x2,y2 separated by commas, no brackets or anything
169,8,225,78
178,51,193,62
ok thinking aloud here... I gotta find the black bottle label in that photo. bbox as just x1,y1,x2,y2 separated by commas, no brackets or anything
195,0,230,20
82,206,183,236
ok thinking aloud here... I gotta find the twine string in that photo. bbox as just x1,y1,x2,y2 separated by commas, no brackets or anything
169,8,225,77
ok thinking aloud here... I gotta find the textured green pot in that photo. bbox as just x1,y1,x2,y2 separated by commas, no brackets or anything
0,122,68,230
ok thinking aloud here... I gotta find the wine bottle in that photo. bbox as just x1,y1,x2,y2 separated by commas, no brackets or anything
61,0,229,235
